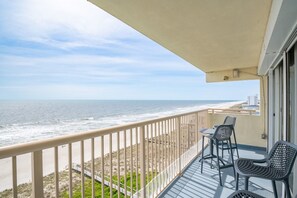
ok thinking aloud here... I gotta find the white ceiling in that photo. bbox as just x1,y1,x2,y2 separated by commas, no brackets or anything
89,0,272,73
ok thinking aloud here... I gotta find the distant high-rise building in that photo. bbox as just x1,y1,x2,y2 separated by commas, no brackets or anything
247,95,258,106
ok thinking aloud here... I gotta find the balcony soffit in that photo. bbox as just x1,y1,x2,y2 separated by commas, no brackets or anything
89,0,272,73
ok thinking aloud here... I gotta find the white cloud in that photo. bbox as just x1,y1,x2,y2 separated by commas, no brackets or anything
3,0,137,48
0,54,136,67
0,54,142,82
1,0,257,100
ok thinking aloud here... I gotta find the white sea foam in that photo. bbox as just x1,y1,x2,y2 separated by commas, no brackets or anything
0,101,243,147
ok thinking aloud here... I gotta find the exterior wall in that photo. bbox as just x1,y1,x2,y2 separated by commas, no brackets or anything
208,113,266,147
258,0,297,75
259,1,297,195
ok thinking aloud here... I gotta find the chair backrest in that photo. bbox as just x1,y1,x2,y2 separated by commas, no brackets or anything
268,140,297,178
223,116,236,127
213,124,233,141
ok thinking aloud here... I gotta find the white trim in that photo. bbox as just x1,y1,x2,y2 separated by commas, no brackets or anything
271,57,284,71
287,32,297,52
274,66,281,142
268,69,274,150
258,0,297,75
282,52,287,141
258,0,283,75
261,22,297,75
293,42,297,198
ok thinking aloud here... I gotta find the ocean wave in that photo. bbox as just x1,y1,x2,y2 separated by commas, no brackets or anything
0,101,241,147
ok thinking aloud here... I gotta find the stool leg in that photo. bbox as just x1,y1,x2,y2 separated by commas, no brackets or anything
235,173,239,190
284,178,290,198
244,177,249,190
210,139,213,169
228,138,236,178
233,129,239,158
221,142,224,158
216,140,222,186
201,136,205,173
272,180,278,198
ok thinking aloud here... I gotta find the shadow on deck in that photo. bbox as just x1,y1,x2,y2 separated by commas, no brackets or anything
159,146,274,198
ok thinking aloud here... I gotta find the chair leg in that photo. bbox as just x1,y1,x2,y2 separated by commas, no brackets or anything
210,139,213,169
216,141,222,186
201,136,205,173
284,178,291,198
244,177,249,190
233,129,239,158
235,173,239,190
272,180,277,198
228,138,236,178
221,142,224,158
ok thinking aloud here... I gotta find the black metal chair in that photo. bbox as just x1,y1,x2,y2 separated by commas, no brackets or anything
221,116,239,158
201,124,236,186
235,140,297,198
228,190,265,198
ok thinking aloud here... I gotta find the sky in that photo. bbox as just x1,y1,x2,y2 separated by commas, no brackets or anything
0,0,260,100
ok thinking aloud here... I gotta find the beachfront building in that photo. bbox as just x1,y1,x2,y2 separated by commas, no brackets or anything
0,0,297,197
247,95,259,106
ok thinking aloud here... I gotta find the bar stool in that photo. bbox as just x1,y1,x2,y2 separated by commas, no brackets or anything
221,116,239,158
200,124,236,186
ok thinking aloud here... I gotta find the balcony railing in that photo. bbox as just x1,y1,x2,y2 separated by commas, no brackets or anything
208,108,257,115
0,109,209,198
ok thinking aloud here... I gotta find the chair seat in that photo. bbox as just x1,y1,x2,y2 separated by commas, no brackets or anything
235,141,297,198
235,158,285,180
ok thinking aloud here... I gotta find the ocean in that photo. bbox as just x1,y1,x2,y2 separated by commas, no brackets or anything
0,100,237,147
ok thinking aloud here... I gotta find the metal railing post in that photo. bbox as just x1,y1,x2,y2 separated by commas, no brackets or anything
140,125,146,197
196,112,199,155
12,156,17,198
177,117,181,174
31,150,44,198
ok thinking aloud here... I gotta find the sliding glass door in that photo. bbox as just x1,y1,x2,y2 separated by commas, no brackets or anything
268,43,297,197
268,61,284,150
287,44,297,198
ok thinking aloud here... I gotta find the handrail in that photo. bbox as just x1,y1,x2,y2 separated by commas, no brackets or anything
1,106,255,198
208,108,257,115
209,108,256,112
0,109,207,159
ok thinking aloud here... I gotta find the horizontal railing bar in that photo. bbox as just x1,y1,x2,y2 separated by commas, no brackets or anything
209,108,256,112
0,109,208,159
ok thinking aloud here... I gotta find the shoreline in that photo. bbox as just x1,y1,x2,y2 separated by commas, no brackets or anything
0,101,243,196
0,100,243,148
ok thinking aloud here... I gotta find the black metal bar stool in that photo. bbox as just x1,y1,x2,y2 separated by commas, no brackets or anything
200,124,236,186
220,116,239,158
